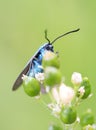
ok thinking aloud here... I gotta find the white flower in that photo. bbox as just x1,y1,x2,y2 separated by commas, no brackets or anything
85,125,93,130
88,93,93,98
76,117,80,123
35,95,40,99
35,73,44,83
92,124,96,129
49,84,75,117
46,86,50,93
71,72,82,85
47,103,54,109
47,103,61,117
59,84,75,105
22,74,32,84
43,51,55,60
52,84,75,105
52,87,60,104
78,86,85,96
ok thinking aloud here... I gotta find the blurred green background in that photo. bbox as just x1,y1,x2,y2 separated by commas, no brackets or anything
0,0,96,130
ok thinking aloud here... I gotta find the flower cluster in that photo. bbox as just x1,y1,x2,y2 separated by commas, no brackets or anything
22,51,95,130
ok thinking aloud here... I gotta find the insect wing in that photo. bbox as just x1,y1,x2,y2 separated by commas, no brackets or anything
12,43,48,91
12,59,32,91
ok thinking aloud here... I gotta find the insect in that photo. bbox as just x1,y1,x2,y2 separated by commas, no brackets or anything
12,28,80,91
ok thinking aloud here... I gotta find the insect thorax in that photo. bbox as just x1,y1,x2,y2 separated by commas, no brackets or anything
27,43,54,77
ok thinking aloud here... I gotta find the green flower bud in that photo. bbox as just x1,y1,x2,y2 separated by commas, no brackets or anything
42,51,60,68
80,110,94,127
48,124,63,130
60,106,77,124
23,76,40,97
77,77,91,99
44,67,62,87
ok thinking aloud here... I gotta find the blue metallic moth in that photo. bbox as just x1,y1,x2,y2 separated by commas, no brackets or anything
12,28,80,91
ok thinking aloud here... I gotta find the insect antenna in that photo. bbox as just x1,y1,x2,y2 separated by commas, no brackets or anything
44,29,51,43
51,28,80,44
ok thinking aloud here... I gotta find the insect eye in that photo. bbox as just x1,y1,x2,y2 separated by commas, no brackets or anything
49,44,53,48
46,45,53,50
46,47,50,50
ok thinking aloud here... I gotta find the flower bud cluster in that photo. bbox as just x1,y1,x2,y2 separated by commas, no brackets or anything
21,51,94,130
